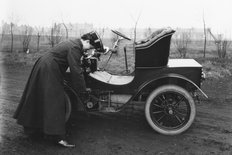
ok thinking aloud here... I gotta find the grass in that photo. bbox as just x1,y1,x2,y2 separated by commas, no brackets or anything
1,37,232,79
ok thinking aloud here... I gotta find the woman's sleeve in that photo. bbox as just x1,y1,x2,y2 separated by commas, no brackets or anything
67,46,86,93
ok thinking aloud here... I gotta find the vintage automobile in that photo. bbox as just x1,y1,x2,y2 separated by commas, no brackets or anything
64,27,207,135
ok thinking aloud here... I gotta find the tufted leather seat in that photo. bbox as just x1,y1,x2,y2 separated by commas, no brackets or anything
135,27,175,68
135,27,175,49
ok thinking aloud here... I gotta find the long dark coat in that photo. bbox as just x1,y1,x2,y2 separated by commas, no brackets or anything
13,39,86,135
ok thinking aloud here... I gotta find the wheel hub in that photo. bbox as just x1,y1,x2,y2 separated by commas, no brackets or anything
168,108,174,115
163,99,176,115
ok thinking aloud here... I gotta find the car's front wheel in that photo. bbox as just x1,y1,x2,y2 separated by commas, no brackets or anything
145,85,196,135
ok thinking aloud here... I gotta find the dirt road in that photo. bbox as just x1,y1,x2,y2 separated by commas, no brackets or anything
0,64,232,155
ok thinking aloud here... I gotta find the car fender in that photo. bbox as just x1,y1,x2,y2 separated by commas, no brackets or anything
132,73,208,100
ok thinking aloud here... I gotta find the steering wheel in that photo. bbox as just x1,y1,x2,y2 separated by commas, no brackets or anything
111,30,131,41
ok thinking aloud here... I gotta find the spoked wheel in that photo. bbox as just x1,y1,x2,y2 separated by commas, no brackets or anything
145,85,196,135
64,92,72,122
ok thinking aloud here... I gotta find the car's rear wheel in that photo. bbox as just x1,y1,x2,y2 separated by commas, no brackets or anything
64,92,72,122
145,85,196,135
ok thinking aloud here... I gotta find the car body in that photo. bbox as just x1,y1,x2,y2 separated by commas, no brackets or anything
64,27,207,135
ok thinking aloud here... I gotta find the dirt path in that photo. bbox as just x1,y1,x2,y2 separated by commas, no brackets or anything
0,65,232,155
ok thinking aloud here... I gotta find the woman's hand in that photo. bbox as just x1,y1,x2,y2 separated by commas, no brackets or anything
103,46,110,54
103,46,117,55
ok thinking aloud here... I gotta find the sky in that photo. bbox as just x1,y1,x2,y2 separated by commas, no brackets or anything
1,0,232,37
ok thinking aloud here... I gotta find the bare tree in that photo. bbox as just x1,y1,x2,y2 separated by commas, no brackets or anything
21,25,33,53
1,28,4,43
173,29,192,58
10,22,14,53
130,13,141,43
61,16,73,39
208,29,230,58
1,22,9,43
62,22,69,40
8,13,19,52
129,11,142,56
144,27,152,38
202,12,207,58
36,31,41,52
35,27,44,52
47,23,63,47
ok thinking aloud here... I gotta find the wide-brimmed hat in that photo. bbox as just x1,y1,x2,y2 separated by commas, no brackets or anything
83,31,104,52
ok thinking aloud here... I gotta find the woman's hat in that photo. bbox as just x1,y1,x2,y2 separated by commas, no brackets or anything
82,31,104,52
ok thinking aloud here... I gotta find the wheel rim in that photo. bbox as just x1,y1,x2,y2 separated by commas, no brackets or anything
149,91,191,130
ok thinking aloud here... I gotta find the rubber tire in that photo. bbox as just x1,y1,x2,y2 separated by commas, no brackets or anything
145,85,196,135
64,92,72,122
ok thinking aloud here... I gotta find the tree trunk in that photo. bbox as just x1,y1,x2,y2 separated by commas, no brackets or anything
37,32,40,52
10,23,14,53
203,16,207,58
62,23,68,39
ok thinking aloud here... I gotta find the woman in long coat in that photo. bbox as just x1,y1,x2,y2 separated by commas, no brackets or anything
13,31,104,147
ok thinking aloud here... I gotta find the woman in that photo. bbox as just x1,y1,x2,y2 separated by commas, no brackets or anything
13,31,104,147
